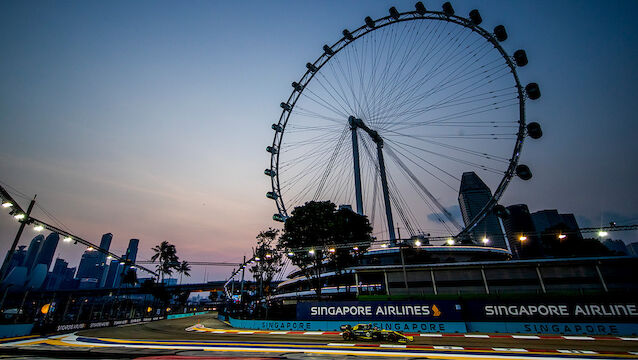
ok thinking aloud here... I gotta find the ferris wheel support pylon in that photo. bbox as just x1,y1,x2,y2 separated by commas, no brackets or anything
349,117,364,216
349,116,396,244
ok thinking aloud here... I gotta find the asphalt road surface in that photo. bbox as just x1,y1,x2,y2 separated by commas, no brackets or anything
0,314,636,359
77,313,638,353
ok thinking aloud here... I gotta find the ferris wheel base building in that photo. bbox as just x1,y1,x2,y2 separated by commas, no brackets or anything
236,253,638,336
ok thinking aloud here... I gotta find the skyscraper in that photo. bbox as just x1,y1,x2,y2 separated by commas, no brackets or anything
531,210,583,240
76,233,113,286
23,234,44,273
34,232,60,271
114,239,139,288
103,259,120,288
125,239,139,263
502,204,542,258
76,248,100,281
457,172,507,249
4,245,26,276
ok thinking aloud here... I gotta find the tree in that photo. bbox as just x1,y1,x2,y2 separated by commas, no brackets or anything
151,241,179,283
121,268,138,288
278,201,372,298
176,261,192,285
249,228,284,298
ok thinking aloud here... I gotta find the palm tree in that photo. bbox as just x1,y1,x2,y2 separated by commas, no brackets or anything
176,261,192,285
151,241,179,284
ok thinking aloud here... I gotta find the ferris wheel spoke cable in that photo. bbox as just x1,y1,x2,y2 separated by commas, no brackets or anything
385,171,421,237
380,54,508,125
291,109,347,125
381,66,512,130
385,139,460,190
314,71,359,117
368,21,420,121
385,129,511,163
388,137,504,174
324,60,361,117
385,144,463,232
391,96,517,132
370,23,450,126
386,62,510,118
301,86,350,120
312,128,349,201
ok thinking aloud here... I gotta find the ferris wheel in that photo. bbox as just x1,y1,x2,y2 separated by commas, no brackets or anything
265,2,542,245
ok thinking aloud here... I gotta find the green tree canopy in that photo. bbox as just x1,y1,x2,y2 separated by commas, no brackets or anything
278,201,372,298
151,241,179,283
250,228,284,297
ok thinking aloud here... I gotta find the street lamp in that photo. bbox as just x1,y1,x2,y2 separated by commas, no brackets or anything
519,235,527,241
598,231,608,237
446,238,455,246
558,234,567,239
481,237,490,244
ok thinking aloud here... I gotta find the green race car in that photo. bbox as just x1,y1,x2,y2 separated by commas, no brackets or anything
340,323,414,343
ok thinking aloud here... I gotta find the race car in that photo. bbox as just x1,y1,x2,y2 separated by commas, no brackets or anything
340,324,414,343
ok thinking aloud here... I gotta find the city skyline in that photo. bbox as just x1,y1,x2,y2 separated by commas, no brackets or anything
1,0,637,280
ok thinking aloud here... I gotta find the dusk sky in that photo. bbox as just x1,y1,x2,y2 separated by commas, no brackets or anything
1,0,637,282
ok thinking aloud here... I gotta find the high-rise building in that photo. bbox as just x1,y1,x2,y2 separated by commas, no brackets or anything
531,210,582,240
502,204,542,258
34,232,59,272
76,248,100,281
457,172,506,249
45,258,70,290
125,239,139,263
76,233,113,286
602,239,628,255
114,239,140,288
103,259,120,288
4,245,27,276
23,235,44,273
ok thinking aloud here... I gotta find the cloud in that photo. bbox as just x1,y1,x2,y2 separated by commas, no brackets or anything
426,205,462,223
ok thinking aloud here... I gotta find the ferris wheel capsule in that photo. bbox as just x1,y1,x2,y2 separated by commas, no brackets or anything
526,122,542,139
365,16,376,29
342,29,354,41
494,25,508,42
291,82,303,92
323,45,334,56
272,214,285,222
525,83,541,100
514,50,528,67
389,7,400,20
516,165,533,180
264,169,276,177
493,205,510,219
280,102,291,111
306,62,318,73
442,2,455,16
469,9,482,25
272,123,283,132
415,2,427,15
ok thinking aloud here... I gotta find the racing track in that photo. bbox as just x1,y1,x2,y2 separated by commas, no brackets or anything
1,314,637,359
